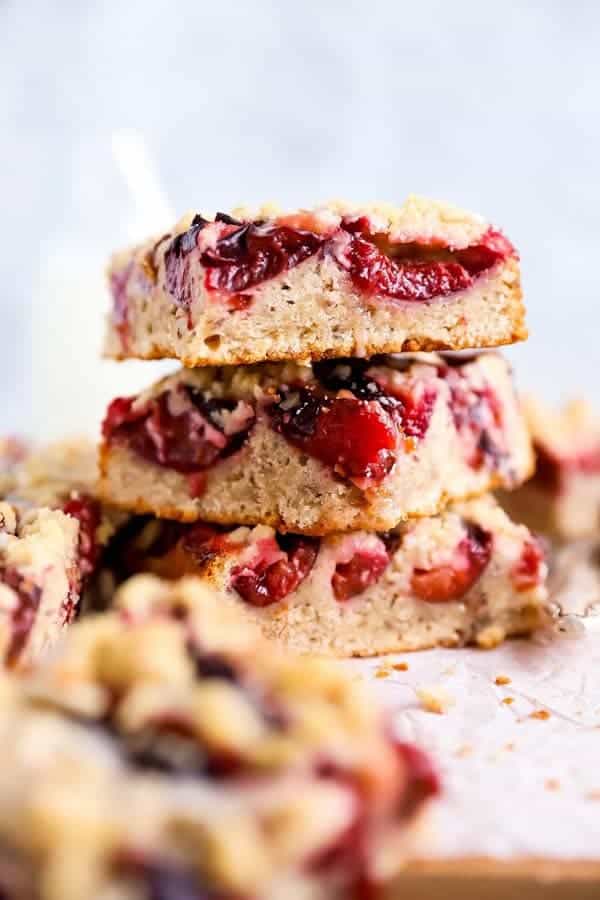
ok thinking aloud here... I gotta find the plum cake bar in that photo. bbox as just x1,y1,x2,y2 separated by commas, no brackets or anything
500,397,600,540
105,495,547,656
104,196,526,367
0,590,439,900
0,501,82,667
99,352,533,534
0,440,123,667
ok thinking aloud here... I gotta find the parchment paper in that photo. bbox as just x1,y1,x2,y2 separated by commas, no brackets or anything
353,617,600,861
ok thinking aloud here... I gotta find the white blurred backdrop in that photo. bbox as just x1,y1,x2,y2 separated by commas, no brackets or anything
1,0,599,440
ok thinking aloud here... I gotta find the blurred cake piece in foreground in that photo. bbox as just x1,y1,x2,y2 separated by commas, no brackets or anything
0,500,81,667
0,580,439,899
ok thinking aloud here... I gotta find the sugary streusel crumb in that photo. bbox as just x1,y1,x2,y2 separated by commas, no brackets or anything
417,685,455,715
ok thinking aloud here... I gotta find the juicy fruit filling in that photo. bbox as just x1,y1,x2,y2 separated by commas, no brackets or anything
439,361,507,472
159,211,514,313
231,533,320,607
103,356,507,492
336,217,513,302
109,516,399,607
111,518,320,608
102,383,255,479
410,523,492,602
271,358,436,488
332,541,391,603
201,213,325,295
271,387,398,486
0,567,42,666
63,495,102,580
511,538,545,591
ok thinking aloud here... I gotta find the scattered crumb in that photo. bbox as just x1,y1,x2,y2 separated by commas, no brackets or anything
393,662,409,672
586,790,600,802
495,675,512,686
375,666,391,679
504,742,516,752
455,744,473,758
502,697,514,705
545,778,560,792
417,685,455,715
530,709,551,721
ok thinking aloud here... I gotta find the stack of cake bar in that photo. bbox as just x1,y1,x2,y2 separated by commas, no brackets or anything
95,195,549,656
0,577,440,900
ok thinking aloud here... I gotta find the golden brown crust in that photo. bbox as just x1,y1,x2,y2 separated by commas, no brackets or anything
338,617,540,658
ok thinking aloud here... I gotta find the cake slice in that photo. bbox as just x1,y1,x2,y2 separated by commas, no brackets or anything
99,353,533,534
0,440,123,666
104,196,525,367
0,593,439,900
0,501,81,667
105,495,547,656
11,438,125,560
500,397,600,540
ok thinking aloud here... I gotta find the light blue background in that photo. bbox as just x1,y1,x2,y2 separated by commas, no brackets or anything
2,1,598,438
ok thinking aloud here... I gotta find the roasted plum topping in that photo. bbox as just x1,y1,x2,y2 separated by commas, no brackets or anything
160,211,513,312
231,534,319,607
440,364,506,470
102,386,255,477
332,545,390,602
62,495,102,580
511,538,545,591
201,220,325,295
0,567,42,666
271,360,438,486
411,523,492,603
336,218,513,302
271,388,398,486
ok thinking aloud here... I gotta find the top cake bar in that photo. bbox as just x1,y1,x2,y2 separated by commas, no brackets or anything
104,196,526,367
